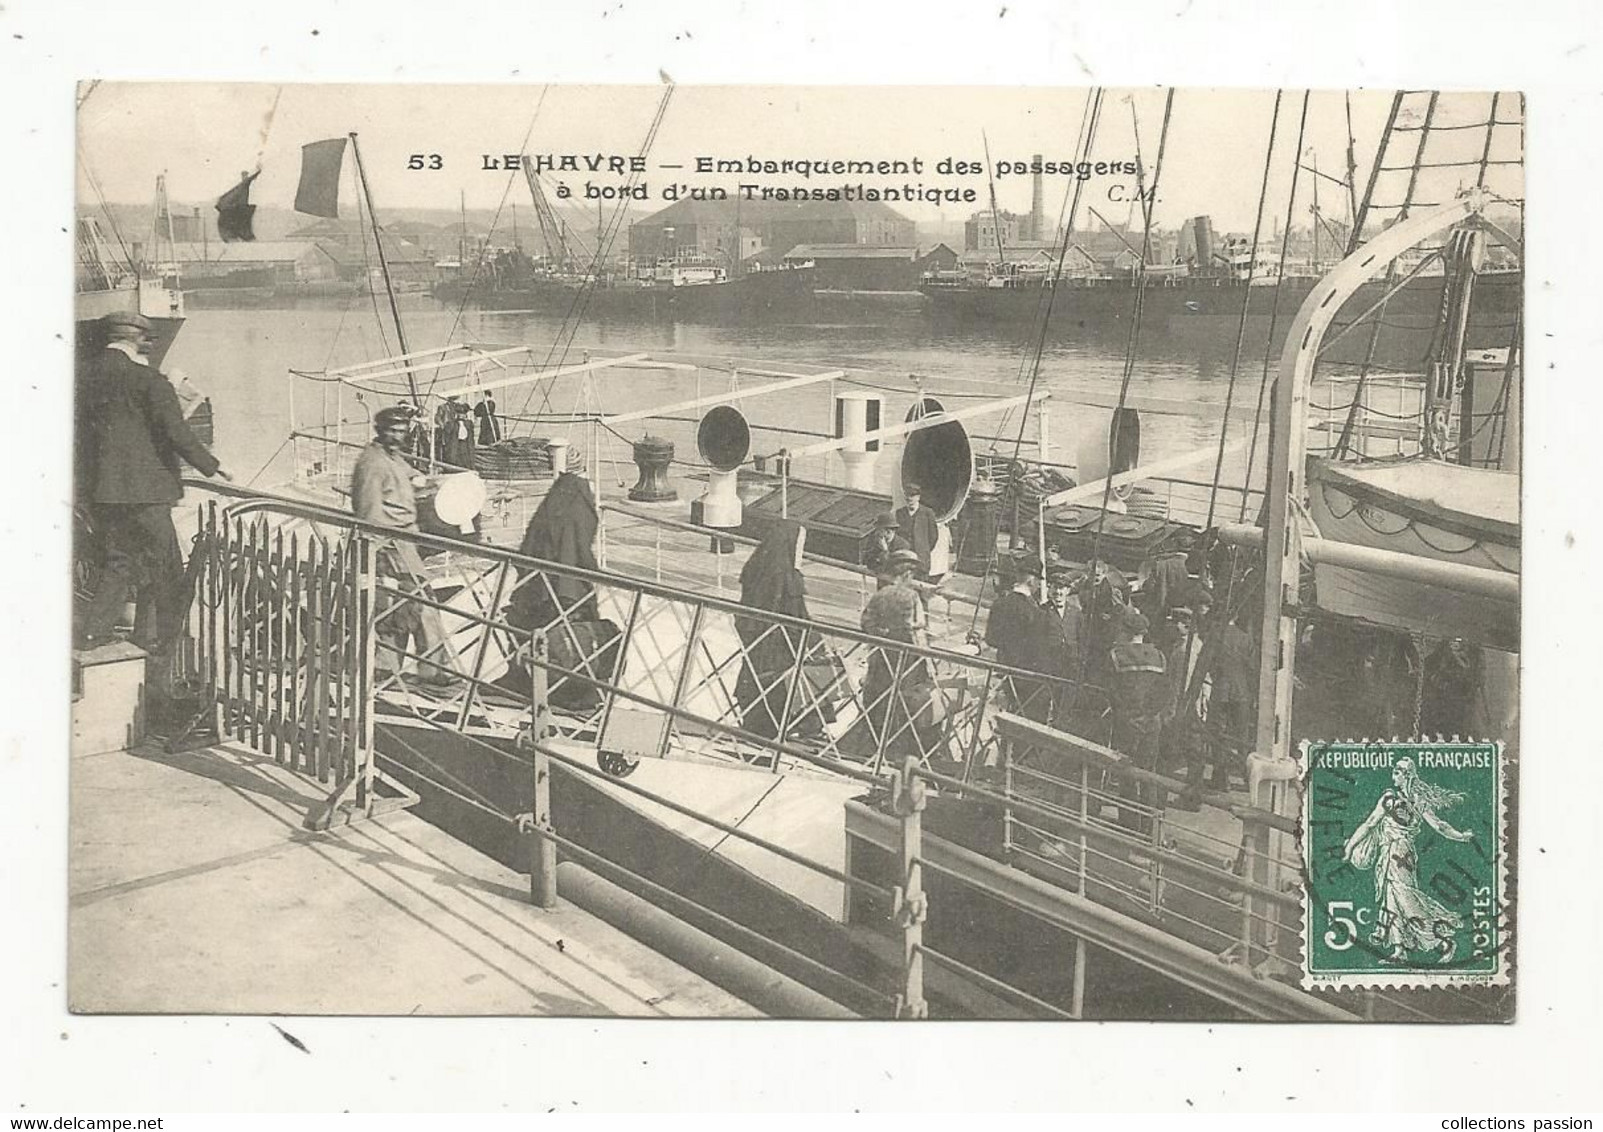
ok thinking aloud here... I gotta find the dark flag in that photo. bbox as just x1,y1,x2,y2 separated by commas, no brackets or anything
215,171,260,242
295,137,349,218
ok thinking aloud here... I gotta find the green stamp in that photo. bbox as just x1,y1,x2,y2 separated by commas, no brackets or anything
1301,740,1509,988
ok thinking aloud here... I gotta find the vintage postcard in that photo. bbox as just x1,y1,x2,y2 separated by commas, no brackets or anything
69,82,1522,1023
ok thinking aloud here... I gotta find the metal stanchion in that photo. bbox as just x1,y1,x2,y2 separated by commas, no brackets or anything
892,755,929,1019
525,632,558,909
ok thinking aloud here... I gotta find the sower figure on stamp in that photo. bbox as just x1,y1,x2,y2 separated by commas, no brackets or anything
76,311,232,659
1343,756,1475,963
351,405,461,691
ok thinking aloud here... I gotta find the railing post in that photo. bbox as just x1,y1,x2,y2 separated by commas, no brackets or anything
1001,724,1015,856
527,631,558,909
356,534,378,812
891,755,929,1020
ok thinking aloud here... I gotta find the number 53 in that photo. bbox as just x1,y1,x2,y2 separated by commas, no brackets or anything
408,154,443,170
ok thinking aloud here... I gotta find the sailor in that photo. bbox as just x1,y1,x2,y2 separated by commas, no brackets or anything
983,554,1053,722
863,510,911,576
1108,606,1173,836
894,482,939,580
351,405,460,690
76,311,232,657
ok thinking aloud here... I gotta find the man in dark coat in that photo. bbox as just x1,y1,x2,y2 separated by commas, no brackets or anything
1108,606,1172,836
984,555,1054,722
76,312,231,653
894,482,939,580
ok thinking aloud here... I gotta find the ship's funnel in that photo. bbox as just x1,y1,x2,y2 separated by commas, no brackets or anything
900,397,973,523
834,391,883,492
1193,216,1215,267
697,405,750,528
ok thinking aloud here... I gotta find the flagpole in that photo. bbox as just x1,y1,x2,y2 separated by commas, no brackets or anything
348,131,420,408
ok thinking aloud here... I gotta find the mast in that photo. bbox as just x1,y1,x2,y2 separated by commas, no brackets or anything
1343,93,1360,234
1310,150,1321,271
347,131,419,407
1347,91,1403,255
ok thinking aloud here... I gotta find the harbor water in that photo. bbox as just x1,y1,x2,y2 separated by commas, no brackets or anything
168,295,1318,498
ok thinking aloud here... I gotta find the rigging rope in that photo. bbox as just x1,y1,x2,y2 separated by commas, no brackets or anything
513,84,676,428
426,85,553,403
1202,90,1283,532
1237,92,1311,524
352,159,396,363
1072,88,1175,677
963,87,1104,635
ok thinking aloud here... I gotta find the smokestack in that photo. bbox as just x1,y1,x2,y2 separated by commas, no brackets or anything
1030,154,1045,242
1193,216,1214,268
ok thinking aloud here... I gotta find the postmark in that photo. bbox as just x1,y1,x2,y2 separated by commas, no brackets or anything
1301,740,1509,989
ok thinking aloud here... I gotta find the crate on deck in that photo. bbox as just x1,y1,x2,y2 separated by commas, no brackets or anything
737,477,893,566
1023,504,1190,574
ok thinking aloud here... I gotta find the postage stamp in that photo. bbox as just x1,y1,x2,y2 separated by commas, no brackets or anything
1300,740,1509,989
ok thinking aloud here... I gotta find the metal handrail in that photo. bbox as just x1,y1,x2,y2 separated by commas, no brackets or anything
182,476,1085,690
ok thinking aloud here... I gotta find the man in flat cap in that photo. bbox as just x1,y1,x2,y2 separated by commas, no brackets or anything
76,311,231,656
351,405,460,690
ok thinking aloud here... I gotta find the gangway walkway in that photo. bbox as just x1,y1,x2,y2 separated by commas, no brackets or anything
69,733,756,1017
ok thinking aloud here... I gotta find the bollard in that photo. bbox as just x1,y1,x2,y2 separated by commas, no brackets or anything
891,755,929,1019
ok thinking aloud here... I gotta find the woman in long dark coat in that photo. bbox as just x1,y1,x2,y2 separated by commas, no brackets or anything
734,520,821,740
510,472,599,625
505,472,610,708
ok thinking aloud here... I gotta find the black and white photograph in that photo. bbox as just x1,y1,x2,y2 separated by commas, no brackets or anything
7,0,1603,1117
67,81,1523,1021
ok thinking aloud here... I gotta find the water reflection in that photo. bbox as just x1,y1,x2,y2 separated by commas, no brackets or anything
163,295,1355,493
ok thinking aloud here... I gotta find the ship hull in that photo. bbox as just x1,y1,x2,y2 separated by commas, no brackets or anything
923,270,1522,368
75,286,185,368
437,267,818,322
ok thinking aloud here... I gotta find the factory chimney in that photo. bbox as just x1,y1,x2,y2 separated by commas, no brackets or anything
1030,155,1045,241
